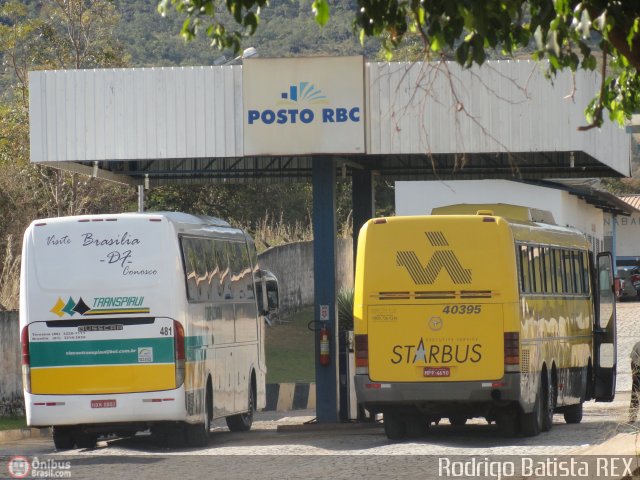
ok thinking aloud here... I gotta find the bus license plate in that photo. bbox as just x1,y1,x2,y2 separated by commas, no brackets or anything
423,367,450,378
91,400,116,409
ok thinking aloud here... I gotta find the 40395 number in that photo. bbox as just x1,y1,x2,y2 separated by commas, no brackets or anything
442,305,481,314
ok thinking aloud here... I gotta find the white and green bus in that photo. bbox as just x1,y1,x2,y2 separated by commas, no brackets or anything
20,212,278,449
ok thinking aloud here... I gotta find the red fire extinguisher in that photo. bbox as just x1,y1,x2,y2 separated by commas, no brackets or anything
319,323,330,366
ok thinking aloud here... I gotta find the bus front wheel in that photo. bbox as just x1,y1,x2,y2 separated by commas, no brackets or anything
226,382,255,432
186,387,212,447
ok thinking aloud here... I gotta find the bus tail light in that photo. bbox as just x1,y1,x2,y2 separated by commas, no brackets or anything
504,332,520,372
174,320,185,387
355,334,369,375
21,326,31,393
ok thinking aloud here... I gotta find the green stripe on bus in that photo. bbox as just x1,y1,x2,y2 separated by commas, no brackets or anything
29,338,175,367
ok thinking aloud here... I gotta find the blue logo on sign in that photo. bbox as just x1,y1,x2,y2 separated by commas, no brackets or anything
247,81,360,126
281,82,327,104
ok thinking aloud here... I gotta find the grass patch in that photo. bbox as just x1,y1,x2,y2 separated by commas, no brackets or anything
265,307,315,384
0,416,26,431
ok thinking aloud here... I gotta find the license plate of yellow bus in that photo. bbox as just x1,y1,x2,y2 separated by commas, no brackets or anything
423,367,450,378
91,399,116,408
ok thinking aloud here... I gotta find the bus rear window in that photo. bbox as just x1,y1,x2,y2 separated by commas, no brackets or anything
32,220,164,290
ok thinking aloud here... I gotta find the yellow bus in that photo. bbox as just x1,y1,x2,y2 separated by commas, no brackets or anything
353,204,616,439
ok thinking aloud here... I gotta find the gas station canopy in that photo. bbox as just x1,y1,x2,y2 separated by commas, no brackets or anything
29,58,631,185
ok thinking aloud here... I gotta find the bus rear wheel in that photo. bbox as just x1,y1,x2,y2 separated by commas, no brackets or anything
187,387,212,447
497,407,518,437
563,402,583,424
74,431,98,449
383,412,406,440
448,415,467,427
541,375,555,432
520,378,544,437
405,415,429,437
52,426,74,450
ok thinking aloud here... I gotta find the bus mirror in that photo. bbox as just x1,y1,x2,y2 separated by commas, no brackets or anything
258,269,279,315
597,253,614,294
266,280,279,312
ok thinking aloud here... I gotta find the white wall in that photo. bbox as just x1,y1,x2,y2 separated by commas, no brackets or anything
258,238,353,315
605,213,640,258
395,180,605,250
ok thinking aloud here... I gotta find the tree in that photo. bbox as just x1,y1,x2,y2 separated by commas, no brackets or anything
158,0,640,130
0,0,136,308
38,0,130,70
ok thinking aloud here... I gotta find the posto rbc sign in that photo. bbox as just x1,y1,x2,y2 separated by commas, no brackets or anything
242,56,365,156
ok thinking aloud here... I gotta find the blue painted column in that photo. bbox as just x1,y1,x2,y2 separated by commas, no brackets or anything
312,156,339,423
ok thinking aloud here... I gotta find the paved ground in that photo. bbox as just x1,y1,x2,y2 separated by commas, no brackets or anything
1,394,637,479
615,300,640,392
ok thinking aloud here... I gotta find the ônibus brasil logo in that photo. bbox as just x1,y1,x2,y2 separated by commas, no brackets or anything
247,81,360,126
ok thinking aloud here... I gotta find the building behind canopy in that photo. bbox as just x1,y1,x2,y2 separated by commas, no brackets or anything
395,179,636,257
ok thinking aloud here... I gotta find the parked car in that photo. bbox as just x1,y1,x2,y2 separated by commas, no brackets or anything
629,267,640,291
616,267,639,301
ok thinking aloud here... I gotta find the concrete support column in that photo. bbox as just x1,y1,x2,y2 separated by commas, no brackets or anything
312,156,339,422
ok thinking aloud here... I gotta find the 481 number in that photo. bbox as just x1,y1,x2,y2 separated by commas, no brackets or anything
159,326,173,336
442,305,481,314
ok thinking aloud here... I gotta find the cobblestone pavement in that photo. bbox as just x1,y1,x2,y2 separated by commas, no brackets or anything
1,396,637,479
1,302,638,479
615,300,640,392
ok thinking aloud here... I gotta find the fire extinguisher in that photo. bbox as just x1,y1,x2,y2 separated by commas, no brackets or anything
319,323,330,366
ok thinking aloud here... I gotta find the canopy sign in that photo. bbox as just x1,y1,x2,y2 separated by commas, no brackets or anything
243,56,365,156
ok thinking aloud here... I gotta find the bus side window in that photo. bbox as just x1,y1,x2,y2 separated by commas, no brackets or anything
571,251,583,295
203,239,216,301
562,249,574,294
218,241,232,300
531,246,543,294
542,247,553,294
553,249,564,294
240,243,255,300
213,240,225,300
181,238,199,301
582,251,591,294
228,242,244,300
518,245,530,293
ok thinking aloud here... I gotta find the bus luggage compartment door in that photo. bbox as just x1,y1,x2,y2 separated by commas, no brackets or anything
367,304,504,383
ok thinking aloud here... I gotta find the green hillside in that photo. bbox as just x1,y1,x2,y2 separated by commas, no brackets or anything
113,0,380,67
